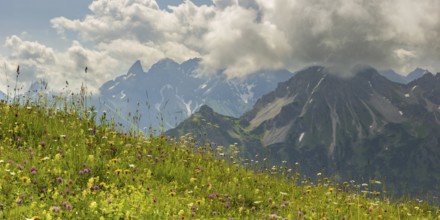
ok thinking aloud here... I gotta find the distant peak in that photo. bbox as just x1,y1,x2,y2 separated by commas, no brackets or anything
354,66,381,79
127,60,144,74
198,105,214,115
149,58,180,72
181,58,201,67
407,67,427,76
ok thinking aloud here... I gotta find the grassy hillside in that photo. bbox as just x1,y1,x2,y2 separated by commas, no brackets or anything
0,99,438,219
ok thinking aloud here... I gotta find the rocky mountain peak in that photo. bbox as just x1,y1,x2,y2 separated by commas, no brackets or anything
127,60,144,75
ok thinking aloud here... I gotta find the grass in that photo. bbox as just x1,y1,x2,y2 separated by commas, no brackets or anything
0,96,438,219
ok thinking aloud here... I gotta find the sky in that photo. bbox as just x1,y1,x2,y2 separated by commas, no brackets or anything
0,0,439,94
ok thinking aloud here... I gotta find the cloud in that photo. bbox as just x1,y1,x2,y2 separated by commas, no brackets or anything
2,0,440,93
51,0,440,75
2,36,119,93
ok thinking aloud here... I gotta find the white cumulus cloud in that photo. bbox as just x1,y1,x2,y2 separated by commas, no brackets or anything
1,0,440,93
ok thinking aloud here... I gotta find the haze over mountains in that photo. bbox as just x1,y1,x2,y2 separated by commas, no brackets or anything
95,58,293,131
0,58,430,134
381,68,429,84
168,65,440,198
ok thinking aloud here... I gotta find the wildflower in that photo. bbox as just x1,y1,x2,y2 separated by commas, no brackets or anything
114,169,122,175
89,201,98,209
169,191,176,197
178,210,185,217
225,201,231,208
194,167,203,173
30,166,37,175
21,176,31,184
110,158,119,163
54,154,62,161
190,177,197,183
329,188,334,193
129,164,135,168
51,206,61,212
280,192,288,196
41,156,50,161
56,177,63,183
208,193,219,199
99,182,108,189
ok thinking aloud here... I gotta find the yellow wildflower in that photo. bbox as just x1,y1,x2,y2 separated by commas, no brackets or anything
90,201,98,209
21,176,31,184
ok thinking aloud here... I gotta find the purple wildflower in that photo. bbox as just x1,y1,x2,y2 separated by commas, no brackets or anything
52,206,61,212
208,193,219,199
56,177,63,183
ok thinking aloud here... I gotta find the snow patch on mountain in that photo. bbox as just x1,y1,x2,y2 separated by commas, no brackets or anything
120,90,126,99
299,132,305,142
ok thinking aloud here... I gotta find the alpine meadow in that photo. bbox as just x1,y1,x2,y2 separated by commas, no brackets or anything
1,0,440,219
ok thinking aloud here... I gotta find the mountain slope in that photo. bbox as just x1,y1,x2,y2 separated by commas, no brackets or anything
168,66,440,197
1,99,438,219
96,58,293,131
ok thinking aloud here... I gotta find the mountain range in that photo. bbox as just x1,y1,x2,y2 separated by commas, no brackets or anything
1,57,438,198
0,58,428,134
380,68,428,84
168,66,440,199
95,58,293,131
